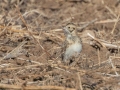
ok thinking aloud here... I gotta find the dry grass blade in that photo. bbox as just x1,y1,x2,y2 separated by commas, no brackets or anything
0,83,76,90
78,19,120,24
0,19,12,36
0,41,27,61
97,49,101,66
76,72,83,90
24,86,76,90
0,83,22,89
87,33,106,48
99,39,120,49
0,64,43,71
105,6,117,18
15,5,52,58
88,33,120,49
78,18,97,31
111,14,120,34
0,1,120,90
0,63,11,68
102,42,120,49
109,57,119,76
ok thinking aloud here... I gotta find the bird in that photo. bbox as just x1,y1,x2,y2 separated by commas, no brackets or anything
62,23,82,63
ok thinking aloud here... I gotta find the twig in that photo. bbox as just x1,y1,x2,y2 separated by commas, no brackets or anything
91,56,120,68
102,42,120,49
0,64,43,71
69,12,75,21
0,83,22,89
0,62,85,73
97,49,101,66
24,85,76,90
98,72,120,77
105,6,117,18
87,33,106,48
78,18,98,31
0,41,27,61
77,72,83,90
109,56,119,76
0,83,76,90
17,58,44,65
111,14,120,34
0,18,12,36
62,12,84,23
79,19,120,24
0,63,11,68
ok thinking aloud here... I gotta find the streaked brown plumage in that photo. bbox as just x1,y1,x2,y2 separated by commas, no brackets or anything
62,23,82,62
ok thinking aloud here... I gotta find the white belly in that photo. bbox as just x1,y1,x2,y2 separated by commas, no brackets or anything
64,43,82,60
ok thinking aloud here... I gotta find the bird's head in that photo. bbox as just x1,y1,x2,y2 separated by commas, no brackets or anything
65,23,77,35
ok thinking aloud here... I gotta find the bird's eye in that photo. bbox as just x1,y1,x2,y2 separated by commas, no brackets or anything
68,27,70,29
73,28,75,30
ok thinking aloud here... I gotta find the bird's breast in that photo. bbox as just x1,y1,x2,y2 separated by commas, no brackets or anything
70,42,82,52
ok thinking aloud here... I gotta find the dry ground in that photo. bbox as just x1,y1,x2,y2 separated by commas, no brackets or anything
0,0,120,90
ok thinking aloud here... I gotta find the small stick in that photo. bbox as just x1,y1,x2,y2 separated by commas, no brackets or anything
0,83,76,90
102,42,120,49
109,57,119,76
91,59,109,68
111,14,120,34
0,64,43,71
97,49,101,66
77,72,83,90
0,19,12,36
17,58,44,65
69,12,75,21
87,33,106,48
0,41,27,61
105,6,117,18
0,83,22,89
92,56,120,68
0,63,11,68
98,72,120,77
78,18,98,31
87,33,120,49
79,19,120,24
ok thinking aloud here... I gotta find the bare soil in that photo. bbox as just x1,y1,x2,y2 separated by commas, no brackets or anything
0,0,120,90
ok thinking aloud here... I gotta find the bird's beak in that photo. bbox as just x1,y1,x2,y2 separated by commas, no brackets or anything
63,27,71,35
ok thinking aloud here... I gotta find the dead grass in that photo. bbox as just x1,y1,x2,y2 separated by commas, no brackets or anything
0,0,120,90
